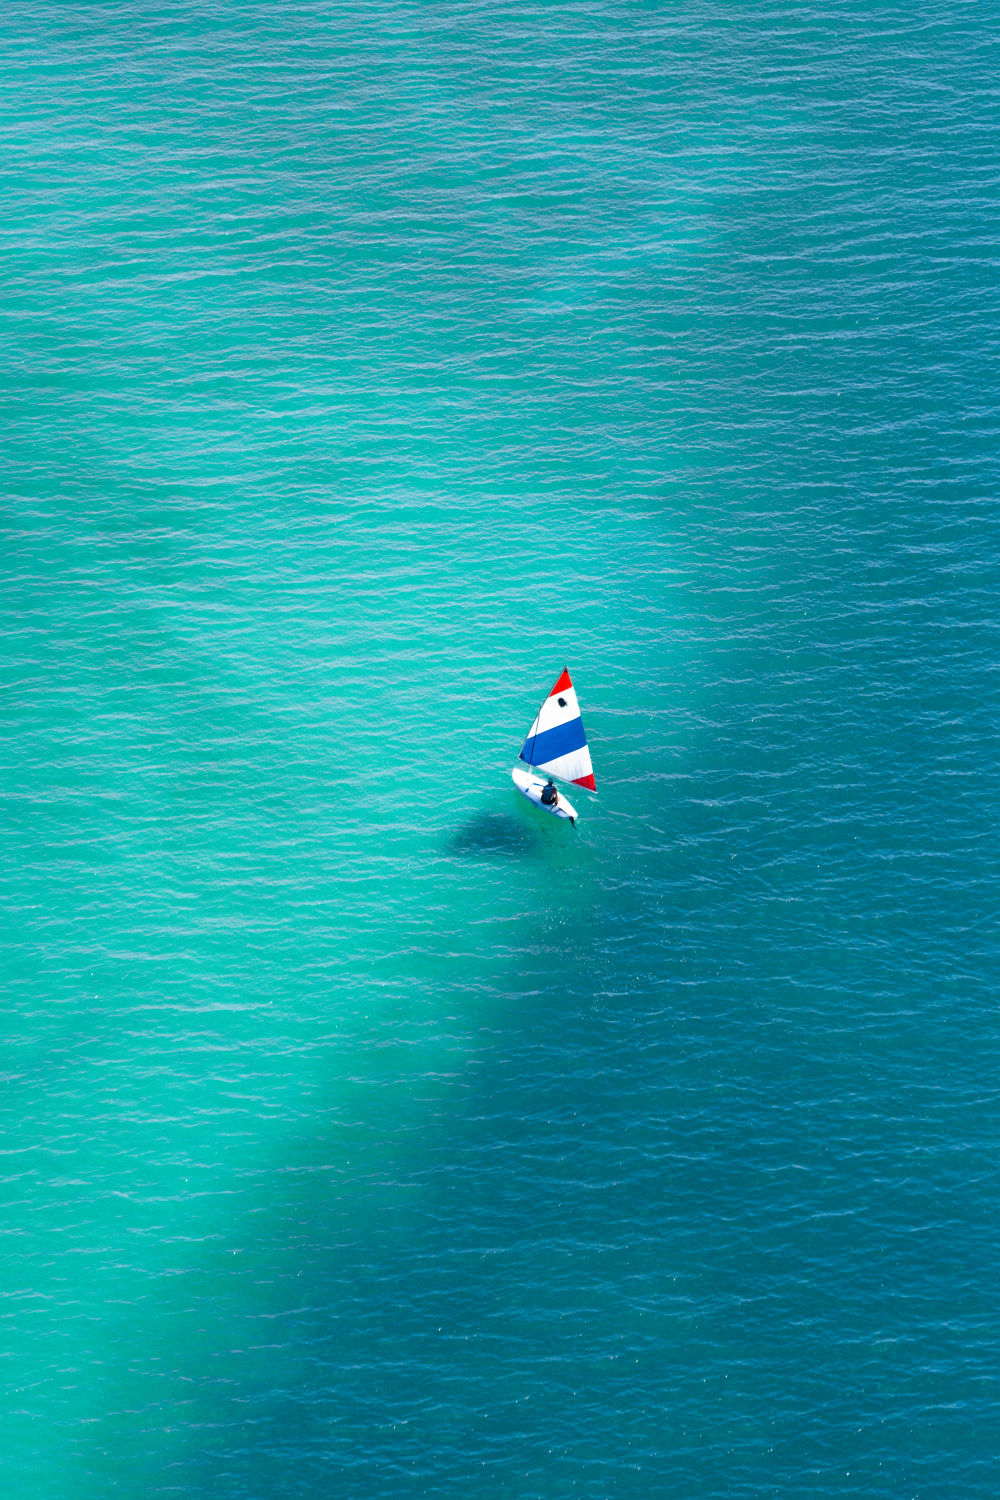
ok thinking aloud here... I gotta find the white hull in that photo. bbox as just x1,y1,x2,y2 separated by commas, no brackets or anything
511,767,579,823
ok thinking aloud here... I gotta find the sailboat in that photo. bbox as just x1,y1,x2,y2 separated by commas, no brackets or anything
511,667,597,825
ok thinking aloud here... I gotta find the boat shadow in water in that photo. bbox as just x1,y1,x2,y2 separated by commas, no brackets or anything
447,812,541,861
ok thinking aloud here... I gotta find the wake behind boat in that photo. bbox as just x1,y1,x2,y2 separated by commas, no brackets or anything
511,667,596,825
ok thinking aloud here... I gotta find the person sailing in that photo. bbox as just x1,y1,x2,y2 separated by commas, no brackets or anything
540,779,559,807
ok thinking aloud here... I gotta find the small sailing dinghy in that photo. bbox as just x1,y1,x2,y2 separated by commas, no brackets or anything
511,667,597,825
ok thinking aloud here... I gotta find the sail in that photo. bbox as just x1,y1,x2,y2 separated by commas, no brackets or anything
519,668,596,791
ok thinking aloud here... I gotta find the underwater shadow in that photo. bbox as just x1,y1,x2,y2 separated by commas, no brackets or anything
447,811,541,860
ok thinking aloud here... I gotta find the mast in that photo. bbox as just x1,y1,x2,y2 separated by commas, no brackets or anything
524,670,563,777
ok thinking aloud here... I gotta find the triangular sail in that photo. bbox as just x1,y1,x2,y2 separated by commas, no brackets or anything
519,667,596,792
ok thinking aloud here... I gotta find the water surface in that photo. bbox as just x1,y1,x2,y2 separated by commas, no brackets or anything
2,3,999,1496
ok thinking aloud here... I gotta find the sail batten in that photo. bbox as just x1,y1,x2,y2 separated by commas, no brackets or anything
518,667,596,792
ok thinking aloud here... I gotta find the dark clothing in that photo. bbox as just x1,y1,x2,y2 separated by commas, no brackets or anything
541,782,558,806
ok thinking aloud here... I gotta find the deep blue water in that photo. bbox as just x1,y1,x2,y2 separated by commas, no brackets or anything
2,3,1000,1496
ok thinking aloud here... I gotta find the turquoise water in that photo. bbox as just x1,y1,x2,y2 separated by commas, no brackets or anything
3,2,1000,1495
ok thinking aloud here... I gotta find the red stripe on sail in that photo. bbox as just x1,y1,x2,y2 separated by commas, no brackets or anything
572,772,596,791
549,668,573,696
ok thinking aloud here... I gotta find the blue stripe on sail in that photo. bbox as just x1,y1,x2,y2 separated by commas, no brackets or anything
519,716,587,767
